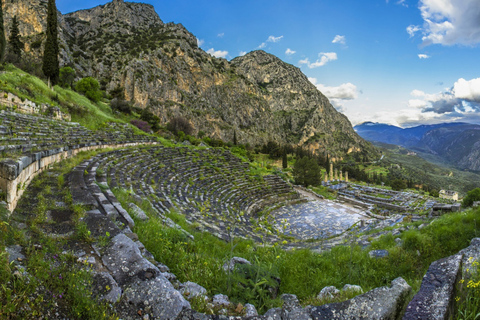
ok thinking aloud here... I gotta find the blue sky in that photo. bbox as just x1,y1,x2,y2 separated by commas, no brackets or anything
57,0,480,127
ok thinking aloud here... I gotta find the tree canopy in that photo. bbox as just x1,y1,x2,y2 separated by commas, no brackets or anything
293,156,321,187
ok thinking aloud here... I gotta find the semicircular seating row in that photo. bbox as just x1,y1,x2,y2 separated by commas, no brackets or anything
80,146,300,242
0,110,155,157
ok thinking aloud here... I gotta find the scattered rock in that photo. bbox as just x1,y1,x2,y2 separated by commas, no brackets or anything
317,286,339,300
223,257,252,272
342,284,363,294
280,294,301,312
369,249,389,259
212,294,230,308
263,308,282,320
180,281,207,300
395,238,403,246
244,303,258,317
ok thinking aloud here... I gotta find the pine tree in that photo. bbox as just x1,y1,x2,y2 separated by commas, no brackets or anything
325,155,330,175
42,0,59,85
0,0,6,63
9,16,23,61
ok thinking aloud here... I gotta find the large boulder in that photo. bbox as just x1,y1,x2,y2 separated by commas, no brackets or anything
403,254,462,320
101,233,159,285
122,276,191,319
310,277,411,320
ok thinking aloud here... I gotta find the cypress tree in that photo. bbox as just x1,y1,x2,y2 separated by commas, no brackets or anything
233,130,237,145
42,0,59,85
282,150,288,169
9,16,23,60
0,0,6,63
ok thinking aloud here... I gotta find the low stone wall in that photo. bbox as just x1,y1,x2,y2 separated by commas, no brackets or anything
0,141,159,212
0,91,71,121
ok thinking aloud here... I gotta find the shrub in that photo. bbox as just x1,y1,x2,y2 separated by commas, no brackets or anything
75,77,103,102
110,98,132,114
462,188,480,207
58,66,75,88
130,119,151,133
167,116,194,136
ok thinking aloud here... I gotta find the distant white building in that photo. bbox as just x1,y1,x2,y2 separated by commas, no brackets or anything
439,190,458,201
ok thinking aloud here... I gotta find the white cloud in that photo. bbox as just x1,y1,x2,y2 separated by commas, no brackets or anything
300,52,338,68
418,54,430,59
239,51,247,56
408,99,429,108
411,0,480,46
453,78,480,101
206,48,228,59
258,42,266,49
309,78,358,112
285,48,296,55
407,25,421,37
267,35,284,43
196,38,204,47
406,78,480,118
332,35,346,45
397,0,408,7
217,33,224,38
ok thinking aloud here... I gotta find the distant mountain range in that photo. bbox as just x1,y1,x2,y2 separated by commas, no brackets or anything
354,122,480,171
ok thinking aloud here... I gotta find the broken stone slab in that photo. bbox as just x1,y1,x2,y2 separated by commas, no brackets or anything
280,294,301,312
369,249,389,259
460,238,480,277
122,276,191,319
311,277,411,320
261,308,282,320
102,233,159,286
244,303,258,317
84,209,121,239
129,202,149,221
212,294,230,308
342,284,363,294
6,245,25,264
403,253,463,320
93,272,122,304
223,257,252,272
317,286,339,300
180,281,208,300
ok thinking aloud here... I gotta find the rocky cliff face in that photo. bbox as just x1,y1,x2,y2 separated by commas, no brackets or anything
5,0,377,159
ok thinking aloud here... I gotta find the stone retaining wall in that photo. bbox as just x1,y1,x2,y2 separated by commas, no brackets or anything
0,141,159,212
0,91,71,121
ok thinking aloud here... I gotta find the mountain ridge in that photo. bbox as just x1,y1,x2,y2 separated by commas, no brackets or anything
355,121,480,171
5,0,378,160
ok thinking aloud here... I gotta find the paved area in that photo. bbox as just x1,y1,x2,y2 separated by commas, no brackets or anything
272,200,367,240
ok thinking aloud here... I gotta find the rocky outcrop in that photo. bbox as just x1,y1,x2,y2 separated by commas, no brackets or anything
403,254,462,319
7,0,377,160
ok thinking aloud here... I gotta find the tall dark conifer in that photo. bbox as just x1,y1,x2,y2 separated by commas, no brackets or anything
282,150,288,169
0,0,6,63
9,16,23,60
42,0,59,84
